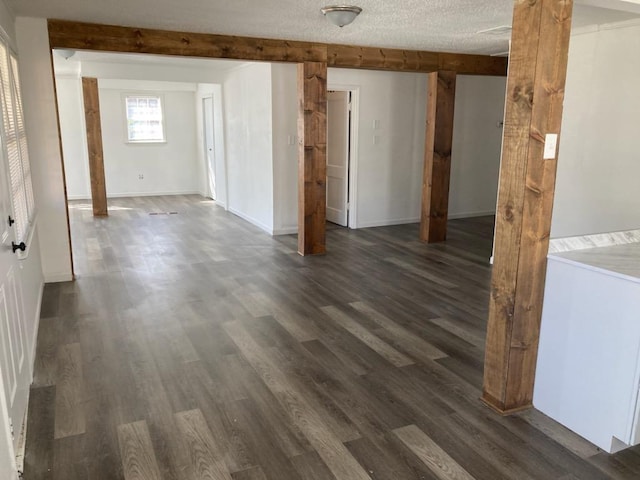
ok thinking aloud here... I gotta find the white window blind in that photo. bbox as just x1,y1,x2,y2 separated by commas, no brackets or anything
0,40,35,244
125,95,165,143
10,54,34,221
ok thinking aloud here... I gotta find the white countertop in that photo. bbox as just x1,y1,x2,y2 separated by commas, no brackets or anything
548,242,640,284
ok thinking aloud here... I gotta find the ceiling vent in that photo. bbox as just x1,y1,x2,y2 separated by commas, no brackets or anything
476,25,512,36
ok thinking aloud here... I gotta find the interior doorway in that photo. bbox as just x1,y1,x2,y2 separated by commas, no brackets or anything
202,96,216,200
326,88,356,227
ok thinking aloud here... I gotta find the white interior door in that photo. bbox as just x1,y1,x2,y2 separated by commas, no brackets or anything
326,91,350,226
0,136,28,476
203,96,216,200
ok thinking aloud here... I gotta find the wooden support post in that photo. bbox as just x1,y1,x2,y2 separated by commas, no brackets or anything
482,0,573,414
297,62,327,256
81,77,108,217
420,70,456,243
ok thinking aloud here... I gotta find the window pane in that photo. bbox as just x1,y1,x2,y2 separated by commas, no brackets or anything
125,95,165,142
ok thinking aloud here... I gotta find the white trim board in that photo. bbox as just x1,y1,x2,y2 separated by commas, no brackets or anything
273,226,298,236
105,190,201,198
29,281,45,372
355,217,420,229
43,272,74,283
227,207,273,235
448,210,496,220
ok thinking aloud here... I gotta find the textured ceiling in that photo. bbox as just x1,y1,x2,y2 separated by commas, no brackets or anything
8,0,640,55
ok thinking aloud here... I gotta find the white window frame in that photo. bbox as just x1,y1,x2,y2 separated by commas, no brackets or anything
123,93,166,144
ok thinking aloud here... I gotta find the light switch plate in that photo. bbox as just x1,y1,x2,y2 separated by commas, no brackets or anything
544,134,558,159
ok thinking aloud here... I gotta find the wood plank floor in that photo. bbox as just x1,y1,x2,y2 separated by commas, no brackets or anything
23,195,640,479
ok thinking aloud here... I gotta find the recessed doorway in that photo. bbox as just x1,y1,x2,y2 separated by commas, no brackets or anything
326,88,357,228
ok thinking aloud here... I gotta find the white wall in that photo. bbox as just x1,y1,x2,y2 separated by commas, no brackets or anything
16,17,72,282
98,80,199,197
272,67,505,233
328,68,426,228
56,75,90,199
449,75,506,219
81,60,228,84
551,21,640,238
223,63,274,233
271,63,298,234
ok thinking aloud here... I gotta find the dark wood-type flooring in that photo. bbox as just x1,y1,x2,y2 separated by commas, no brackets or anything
23,195,640,479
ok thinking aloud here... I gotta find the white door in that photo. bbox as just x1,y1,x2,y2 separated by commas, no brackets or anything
326,91,350,226
203,97,216,200
0,145,27,478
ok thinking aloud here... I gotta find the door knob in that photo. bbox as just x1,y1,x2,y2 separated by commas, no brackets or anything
7,216,14,226
11,241,25,253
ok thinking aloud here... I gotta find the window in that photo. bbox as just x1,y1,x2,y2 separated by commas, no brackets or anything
125,95,165,143
0,39,35,245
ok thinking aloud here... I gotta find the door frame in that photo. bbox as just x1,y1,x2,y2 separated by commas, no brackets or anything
327,84,359,228
0,368,17,479
202,95,216,200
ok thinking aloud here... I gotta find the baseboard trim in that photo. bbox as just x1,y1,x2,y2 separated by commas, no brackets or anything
355,217,420,229
448,210,496,220
106,190,201,198
227,207,272,235
44,272,74,283
273,227,298,236
68,191,204,201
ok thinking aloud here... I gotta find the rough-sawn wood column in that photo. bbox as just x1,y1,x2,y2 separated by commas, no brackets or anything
81,77,108,217
420,70,456,243
482,0,573,414
297,62,327,256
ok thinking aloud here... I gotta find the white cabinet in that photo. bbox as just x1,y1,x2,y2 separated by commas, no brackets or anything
534,251,640,453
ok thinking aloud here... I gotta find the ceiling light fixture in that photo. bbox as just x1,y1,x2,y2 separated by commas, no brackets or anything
56,49,76,60
321,5,362,28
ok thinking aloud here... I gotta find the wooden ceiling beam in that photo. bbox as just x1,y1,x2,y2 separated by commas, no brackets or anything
47,19,508,76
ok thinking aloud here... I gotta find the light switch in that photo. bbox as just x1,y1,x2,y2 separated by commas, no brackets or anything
373,119,380,129
543,134,558,159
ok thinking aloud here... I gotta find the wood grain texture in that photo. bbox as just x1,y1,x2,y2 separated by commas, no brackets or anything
394,424,474,480
297,62,327,256
81,77,108,217
350,301,448,361
223,321,371,480
23,196,637,479
54,343,86,439
117,420,162,480
175,409,233,480
48,19,507,76
483,0,574,413
420,71,457,243
321,305,414,367
22,386,55,479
